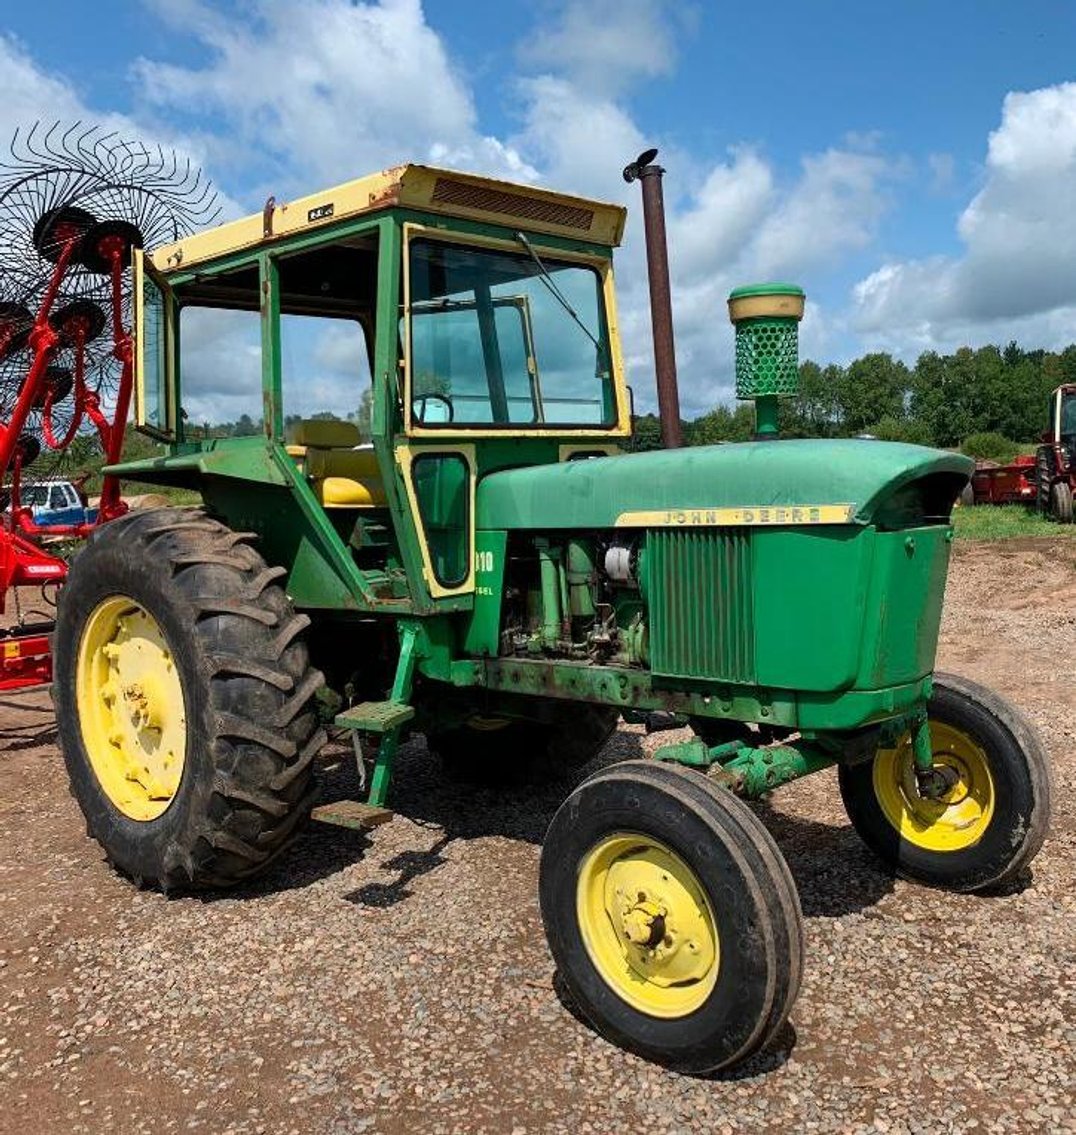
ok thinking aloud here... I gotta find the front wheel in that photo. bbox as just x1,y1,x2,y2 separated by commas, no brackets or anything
540,760,803,1074
1051,480,1073,523
839,673,1052,892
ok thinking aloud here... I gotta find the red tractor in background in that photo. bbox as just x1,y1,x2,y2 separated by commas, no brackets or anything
1034,383,1076,523
966,384,1076,523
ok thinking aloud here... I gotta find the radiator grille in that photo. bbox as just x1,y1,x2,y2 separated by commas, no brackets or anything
431,177,595,232
647,529,756,684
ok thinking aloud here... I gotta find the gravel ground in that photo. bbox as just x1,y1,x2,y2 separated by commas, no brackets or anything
1,537,1073,1134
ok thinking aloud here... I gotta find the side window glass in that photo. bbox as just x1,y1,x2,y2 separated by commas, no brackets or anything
140,271,168,433
49,485,67,510
180,308,263,436
412,453,469,587
280,315,371,429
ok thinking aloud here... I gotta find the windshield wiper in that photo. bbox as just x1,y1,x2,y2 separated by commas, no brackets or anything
514,231,603,352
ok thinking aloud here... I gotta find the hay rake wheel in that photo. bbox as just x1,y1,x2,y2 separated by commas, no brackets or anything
0,122,218,691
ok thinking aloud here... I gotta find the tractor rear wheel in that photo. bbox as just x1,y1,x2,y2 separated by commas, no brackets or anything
429,703,618,783
1051,480,1073,523
53,507,325,891
838,672,1052,892
540,760,803,1074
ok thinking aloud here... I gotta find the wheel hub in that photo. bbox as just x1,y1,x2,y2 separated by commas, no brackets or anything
874,721,995,852
577,835,720,1017
76,597,187,820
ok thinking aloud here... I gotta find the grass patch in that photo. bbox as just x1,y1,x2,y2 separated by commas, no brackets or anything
952,504,1074,541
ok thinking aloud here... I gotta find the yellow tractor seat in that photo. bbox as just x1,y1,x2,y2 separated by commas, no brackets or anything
284,419,387,508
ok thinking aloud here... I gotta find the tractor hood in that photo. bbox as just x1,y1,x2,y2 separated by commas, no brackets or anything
476,440,973,531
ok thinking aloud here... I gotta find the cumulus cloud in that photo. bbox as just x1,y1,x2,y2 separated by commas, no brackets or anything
518,0,691,98
0,2,901,422
852,82,1076,351
134,0,536,194
656,143,895,413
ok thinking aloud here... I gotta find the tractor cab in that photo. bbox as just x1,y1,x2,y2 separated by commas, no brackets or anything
122,164,630,611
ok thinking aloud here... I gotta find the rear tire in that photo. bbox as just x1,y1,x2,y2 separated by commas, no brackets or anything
540,760,803,1074
838,672,1052,892
53,507,325,891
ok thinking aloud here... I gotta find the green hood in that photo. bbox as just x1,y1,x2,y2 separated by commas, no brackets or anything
476,439,973,530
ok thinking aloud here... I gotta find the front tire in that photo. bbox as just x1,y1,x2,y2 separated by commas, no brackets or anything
1051,480,1073,523
53,507,325,891
540,760,803,1074
838,672,1052,892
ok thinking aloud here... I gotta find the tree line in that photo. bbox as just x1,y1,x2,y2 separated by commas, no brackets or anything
142,340,1074,457
632,341,1076,453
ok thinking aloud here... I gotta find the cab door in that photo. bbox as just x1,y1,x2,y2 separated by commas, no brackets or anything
132,248,178,440
395,443,476,599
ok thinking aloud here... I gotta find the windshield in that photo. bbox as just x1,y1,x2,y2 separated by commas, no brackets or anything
1061,391,1076,437
407,238,616,428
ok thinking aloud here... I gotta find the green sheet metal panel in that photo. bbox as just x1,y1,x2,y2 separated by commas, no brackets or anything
855,525,952,689
751,526,873,692
476,439,972,531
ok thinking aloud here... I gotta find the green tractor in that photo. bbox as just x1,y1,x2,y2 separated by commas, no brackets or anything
54,162,1051,1074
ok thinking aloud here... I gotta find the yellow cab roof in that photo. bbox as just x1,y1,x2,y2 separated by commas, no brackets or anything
150,163,627,273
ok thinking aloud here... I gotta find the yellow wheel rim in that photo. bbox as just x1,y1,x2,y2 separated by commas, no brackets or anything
576,834,719,1018
873,721,995,852
76,595,187,821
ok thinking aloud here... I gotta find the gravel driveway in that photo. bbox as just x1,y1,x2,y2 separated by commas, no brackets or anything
1,537,1073,1134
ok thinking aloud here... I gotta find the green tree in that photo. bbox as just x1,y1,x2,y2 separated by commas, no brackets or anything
785,361,839,437
630,413,663,451
353,388,373,442
837,353,909,434
689,404,755,445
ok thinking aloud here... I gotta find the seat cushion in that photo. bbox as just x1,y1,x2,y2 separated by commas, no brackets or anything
304,446,381,482
285,418,362,449
316,475,386,508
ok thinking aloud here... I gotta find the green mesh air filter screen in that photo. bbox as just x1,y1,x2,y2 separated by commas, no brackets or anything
734,318,799,398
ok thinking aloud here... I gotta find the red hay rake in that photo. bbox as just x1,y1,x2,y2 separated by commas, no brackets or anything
0,123,218,690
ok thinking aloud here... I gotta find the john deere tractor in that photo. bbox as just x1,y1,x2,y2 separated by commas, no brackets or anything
53,164,1052,1074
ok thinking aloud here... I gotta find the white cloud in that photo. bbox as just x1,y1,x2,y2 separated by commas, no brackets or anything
519,0,690,98
0,35,111,133
134,0,535,194
511,76,647,200
656,144,894,414
852,82,1076,351
0,4,900,424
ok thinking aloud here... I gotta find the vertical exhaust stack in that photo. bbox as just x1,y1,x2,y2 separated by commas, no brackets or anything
623,148,682,449
727,283,805,439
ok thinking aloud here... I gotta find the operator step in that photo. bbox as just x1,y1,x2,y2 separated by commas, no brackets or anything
334,700,415,734
310,801,395,831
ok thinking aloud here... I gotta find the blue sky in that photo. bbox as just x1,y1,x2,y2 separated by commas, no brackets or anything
2,0,1075,420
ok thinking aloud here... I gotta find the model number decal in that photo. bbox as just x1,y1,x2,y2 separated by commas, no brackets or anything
307,202,334,222
614,504,856,528
476,550,496,572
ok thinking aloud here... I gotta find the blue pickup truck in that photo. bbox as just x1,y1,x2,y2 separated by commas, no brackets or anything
18,481,98,527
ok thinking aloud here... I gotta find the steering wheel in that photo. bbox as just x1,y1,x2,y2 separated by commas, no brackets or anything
412,392,454,424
